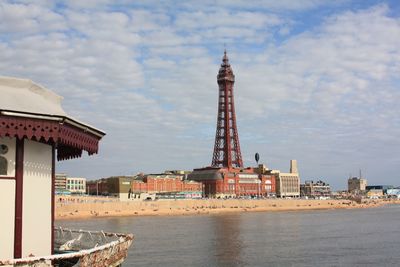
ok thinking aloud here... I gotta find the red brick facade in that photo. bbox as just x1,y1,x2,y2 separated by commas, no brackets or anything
189,167,276,197
87,175,202,196
131,175,202,193
86,179,110,195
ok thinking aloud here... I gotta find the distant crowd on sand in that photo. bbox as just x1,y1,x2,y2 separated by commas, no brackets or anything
55,197,400,220
57,195,118,205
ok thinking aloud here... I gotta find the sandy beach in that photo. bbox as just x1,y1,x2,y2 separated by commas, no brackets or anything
55,197,399,220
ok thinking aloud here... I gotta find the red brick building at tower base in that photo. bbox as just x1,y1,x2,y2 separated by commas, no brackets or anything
188,52,276,197
189,167,275,197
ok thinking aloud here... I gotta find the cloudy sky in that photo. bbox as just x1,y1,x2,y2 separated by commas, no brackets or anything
1,0,400,189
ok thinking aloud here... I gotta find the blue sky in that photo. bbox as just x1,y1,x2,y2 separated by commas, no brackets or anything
1,0,400,190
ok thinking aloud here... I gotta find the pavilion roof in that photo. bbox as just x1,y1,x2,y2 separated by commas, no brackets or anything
0,76,105,160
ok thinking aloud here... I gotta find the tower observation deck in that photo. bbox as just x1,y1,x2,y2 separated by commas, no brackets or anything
211,50,243,168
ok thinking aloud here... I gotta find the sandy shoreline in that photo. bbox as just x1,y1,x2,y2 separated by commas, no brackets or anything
55,198,400,220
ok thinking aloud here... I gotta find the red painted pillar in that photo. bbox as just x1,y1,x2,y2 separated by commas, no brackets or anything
14,138,24,258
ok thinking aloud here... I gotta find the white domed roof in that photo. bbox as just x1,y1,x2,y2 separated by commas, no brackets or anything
0,76,67,116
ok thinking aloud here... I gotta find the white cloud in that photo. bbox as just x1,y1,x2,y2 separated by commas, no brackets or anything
62,0,114,10
66,10,141,46
130,0,341,12
235,4,400,123
0,2,66,33
175,11,282,29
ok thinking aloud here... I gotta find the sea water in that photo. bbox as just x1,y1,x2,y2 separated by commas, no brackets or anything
57,204,400,267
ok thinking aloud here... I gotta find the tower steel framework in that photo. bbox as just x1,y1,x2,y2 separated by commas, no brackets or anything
211,51,243,168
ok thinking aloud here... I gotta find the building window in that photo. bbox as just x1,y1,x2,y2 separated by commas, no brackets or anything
0,156,7,175
0,144,8,175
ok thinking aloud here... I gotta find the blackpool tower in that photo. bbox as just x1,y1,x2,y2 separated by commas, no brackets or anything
188,51,275,198
211,50,243,168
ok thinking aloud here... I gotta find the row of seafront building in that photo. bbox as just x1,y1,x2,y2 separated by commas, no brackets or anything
64,160,302,200
347,176,400,199
87,171,203,200
56,168,400,201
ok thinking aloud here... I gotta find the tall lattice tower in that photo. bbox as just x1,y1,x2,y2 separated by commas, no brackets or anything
211,51,243,168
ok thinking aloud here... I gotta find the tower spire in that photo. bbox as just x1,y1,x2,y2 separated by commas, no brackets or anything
211,51,243,168
222,49,228,65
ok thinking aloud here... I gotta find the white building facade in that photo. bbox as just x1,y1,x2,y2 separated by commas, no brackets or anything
66,177,86,194
273,160,300,198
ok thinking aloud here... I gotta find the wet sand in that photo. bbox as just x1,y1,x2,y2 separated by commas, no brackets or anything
55,198,399,220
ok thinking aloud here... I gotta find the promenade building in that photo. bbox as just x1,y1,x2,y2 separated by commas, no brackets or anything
387,188,400,198
365,185,396,198
66,177,86,194
86,178,109,196
87,176,134,200
271,160,300,198
300,180,331,198
132,173,202,199
366,185,393,194
189,167,275,198
56,174,86,194
55,173,67,193
87,173,203,200
348,176,367,194
366,189,383,198
134,173,185,192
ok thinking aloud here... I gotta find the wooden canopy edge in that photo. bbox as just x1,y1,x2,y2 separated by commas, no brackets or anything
0,114,105,161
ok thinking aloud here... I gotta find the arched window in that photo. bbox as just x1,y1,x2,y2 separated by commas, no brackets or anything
0,144,8,175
